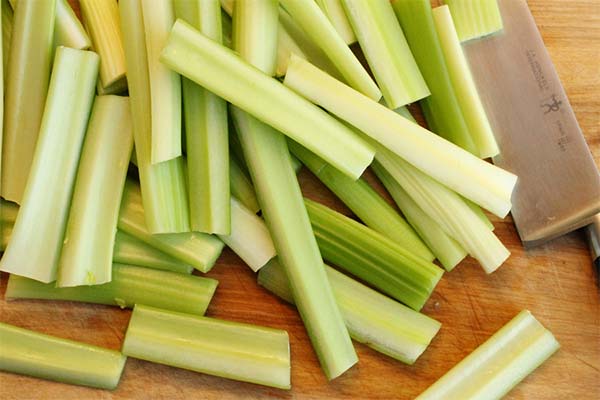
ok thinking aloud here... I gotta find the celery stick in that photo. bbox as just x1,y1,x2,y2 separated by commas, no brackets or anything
122,305,291,389
176,0,230,234
279,0,380,100
140,0,181,164
0,47,98,283
221,9,232,48
0,322,125,390
433,5,499,158
0,199,16,250
80,0,127,94
161,20,374,180
230,2,357,380
373,143,509,273
305,198,443,310
289,141,434,261
284,56,517,218
315,0,356,45
7,264,217,315
372,161,467,271
217,197,276,272
54,0,92,50
1,0,10,82
120,0,190,233
259,258,441,364
392,0,477,154
57,96,134,287
113,231,193,274
417,310,559,400
1,0,55,204
443,0,503,42
119,179,224,273
229,156,260,214
341,0,429,108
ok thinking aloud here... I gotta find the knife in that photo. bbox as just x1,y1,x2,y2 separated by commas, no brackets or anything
461,0,600,277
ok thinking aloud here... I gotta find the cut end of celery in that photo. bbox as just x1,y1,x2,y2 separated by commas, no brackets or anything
444,0,504,42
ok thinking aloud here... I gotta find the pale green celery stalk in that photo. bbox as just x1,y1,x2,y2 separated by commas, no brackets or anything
372,161,467,271
341,0,429,108
373,143,510,273
1,0,55,204
0,47,98,283
123,305,291,389
120,0,190,233
289,140,434,261
433,5,498,158
443,0,503,42
0,199,17,250
305,199,443,310
221,9,232,48
283,56,517,218
218,197,276,272
176,0,230,234
315,0,356,45
161,20,374,180
54,0,92,49
229,1,357,380
113,231,194,274
392,0,477,154
119,179,224,273
279,0,380,100
1,0,11,82
416,310,559,400
259,258,441,364
57,96,134,287
229,156,260,213
0,322,125,390
80,0,127,94
6,264,216,315
141,0,181,164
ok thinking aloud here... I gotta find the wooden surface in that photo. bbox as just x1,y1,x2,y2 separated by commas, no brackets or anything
1,0,599,399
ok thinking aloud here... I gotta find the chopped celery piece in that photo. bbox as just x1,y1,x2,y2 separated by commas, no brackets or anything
161,20,375,180
57,96,134,287
315,0,356,45
119,179,224,273
230,3,356,380
392,0,477,154
217,197,276,272
373,143,509,273
1,0,55,204
0,199,17,250
279,0,381,100
176,0,230,234
141,0,181,164
305,198,443,310
54,0,92,50
372,161,467,271
122,305,291,389
80,0,127,94
416,310,559,400
6,264,217,315
229,156,260,214
1,0,10,82
259,259,441,365
341,0,429,108
289,141,434,261
0,322,126,389
443,0,503,42
284,56,517,218
120,0,190,233
113,231,194,274
0,47,98,283
464,197,495,231
433,5,499,158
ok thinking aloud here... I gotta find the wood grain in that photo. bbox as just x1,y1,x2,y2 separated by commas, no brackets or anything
1,1,599,399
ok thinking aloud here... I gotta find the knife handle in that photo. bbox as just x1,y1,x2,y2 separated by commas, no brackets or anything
585,214,600,285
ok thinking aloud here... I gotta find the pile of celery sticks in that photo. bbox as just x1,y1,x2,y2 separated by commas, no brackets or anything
0,0,560,397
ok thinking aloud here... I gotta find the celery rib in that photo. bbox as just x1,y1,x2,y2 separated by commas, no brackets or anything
160,19,374,180
1,0,9,81
229,156,260,214
122,305,291,389
0,47,98,283
283,56,517,218
443,0,503,42
54,0,92,50
315,0,356,45
7,264,217,315
0,322,126,389
416,310,559,400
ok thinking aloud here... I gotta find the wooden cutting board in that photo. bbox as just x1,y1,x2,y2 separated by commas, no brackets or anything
1,1,598,399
